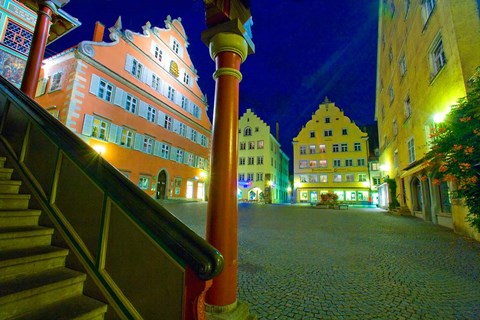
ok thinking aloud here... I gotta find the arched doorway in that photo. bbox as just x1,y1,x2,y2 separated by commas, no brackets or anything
156,170,167,200
411,177,423,212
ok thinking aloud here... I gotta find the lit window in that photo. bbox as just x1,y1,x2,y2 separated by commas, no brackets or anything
319,144,326,153
299,160,308,169
138,177,150,190
300,175,308,183
92,118,109,140
320,175,328,183
120,128,134,147
319,160,327,168
309,175,318,183
249,141,255,150
309,160,317,168
257,140,264,149
309,145,316,154
394,149,399,168
334,174,342,182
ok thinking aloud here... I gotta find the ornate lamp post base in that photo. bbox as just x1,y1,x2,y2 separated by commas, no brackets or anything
206,301,257,320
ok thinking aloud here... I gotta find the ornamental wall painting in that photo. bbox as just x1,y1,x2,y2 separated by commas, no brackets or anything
0,50,26,86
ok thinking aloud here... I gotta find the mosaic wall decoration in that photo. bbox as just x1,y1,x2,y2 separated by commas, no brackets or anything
0,49,26,86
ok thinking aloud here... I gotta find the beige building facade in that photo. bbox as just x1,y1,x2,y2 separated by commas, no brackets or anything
375,0,480,239
293,100,371,204
238,109,290,203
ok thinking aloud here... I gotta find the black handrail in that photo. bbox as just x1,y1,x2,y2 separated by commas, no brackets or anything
0,76,223,280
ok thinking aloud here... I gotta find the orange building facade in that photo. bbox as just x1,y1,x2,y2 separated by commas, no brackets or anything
35,17,211,200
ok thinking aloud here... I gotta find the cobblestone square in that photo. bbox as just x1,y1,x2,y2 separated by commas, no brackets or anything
165,202,480,319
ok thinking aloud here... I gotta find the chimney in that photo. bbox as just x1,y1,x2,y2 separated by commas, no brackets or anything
276,122,279,141
93,21,105,42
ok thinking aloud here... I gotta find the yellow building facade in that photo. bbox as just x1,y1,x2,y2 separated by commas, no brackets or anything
238,109,290,203
375,0,480,236
293,100,370,204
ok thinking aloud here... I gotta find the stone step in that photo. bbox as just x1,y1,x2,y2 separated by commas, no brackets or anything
0,168,13,181
0,246,69,280
0,209,41,227
0,267,86,319
0,226,54,250
0,157,5,168
0,179,21,194
0,194,31,210
14,295,108,320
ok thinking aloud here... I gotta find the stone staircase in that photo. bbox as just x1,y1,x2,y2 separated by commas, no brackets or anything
0,156,107,319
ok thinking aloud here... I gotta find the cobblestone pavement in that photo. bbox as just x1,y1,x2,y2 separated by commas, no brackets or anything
164,202,480,319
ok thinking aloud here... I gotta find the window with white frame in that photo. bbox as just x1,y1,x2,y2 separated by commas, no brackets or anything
309,175,318,183
319,160,328,168
357,158,366,166
239,157,245,165
403,96,412,120
324,130,333,137
342,128,348,135
180,96,188,110
341,143,348,152
143,137,154,154
164,115,172,130
346,174,355,182
98,79,113,102
244,127,252,136
92,118,109,140
248,157,254,165
201,135,208,147
176,149,184,163
300,175,308,183
120,128,134,147
422,0,436,24
358,174,367,182
240,142,246,150
187,153,194,166
161,144,170,159
256,173,263,181
138,176,150,190
179,123,186,137
334,174,342,182
125,94,137,113
400,55,407,77
332,144,339,152
190,129,197,142
131,59,143,79
319,144,326,153
373,177,381,185
299,160,308,169
247,173,254,181
49,72,63,92
407,137,416,164
431,36,446,76
404,0,411,17
146,106,156,122
309,145,316,154
345,159,353,167
249,141,255,150
320,174,328,183
258,140,264,149
239,173,245,181
257,156,264,165
394,149,399,168
151,74,161,91
192,104,201,119
300,145,306,154
154,46,163,62
167,86,176,101
333,159,341,167
172,39,180,54
183,72,191,85
354,142,361,151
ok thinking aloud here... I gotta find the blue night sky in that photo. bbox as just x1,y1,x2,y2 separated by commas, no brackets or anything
48,1,379,163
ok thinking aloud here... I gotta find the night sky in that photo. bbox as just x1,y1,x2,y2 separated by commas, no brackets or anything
47,1,379,164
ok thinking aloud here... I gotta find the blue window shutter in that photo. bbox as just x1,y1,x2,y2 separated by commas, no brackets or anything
82,114,94,136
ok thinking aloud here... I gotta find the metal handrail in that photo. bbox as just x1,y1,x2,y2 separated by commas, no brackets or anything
0,75,223,281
